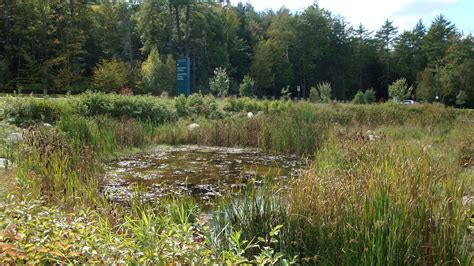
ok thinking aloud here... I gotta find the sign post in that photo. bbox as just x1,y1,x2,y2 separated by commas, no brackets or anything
297,86,301,100
176,57,190,96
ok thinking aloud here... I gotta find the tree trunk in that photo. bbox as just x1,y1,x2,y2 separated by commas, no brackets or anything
185,3,191,58
127,5,134,89
175,5,182,55
168,3,173,55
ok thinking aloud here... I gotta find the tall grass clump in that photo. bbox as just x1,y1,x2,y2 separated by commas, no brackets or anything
14,126,101,205
284,132,471,264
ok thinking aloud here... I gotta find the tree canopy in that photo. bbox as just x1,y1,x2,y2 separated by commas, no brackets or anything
0,1,473,107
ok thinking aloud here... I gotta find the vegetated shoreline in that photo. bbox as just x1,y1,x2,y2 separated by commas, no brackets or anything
0,94,472,264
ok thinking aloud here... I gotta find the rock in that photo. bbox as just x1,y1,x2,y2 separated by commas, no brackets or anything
367,130,380,141
0,158,12,168
256,111,264,117
43,123,52,128
247,112,254,118
187,123,200,132
7,132,22,143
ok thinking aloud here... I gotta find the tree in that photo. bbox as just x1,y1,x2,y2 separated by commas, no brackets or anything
141,48,176,95
210,67,229,97
375,19,398,90
388,78,412,102
423,14,457,64
92,58,130,92
239,75,256,97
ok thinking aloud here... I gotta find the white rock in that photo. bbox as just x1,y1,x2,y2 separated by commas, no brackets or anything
0,158,12,168
367,130,380,141
7,132,22,143
43,123,52,128
247,112,254,118
187,123,200,132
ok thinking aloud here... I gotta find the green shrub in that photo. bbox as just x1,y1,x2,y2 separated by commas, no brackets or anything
210,68,229,97
80,92,177,123
1,97,76,126
175,94,188,117
365,88,376,103
317,82,332,103
352,90,367,104
309,87,320,102
239,75,256,97
388,78,412,102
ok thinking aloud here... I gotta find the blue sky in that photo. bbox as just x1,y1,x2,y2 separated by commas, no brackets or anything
231,0,473,34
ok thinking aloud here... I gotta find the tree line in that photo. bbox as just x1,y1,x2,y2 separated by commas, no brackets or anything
0,0,473,107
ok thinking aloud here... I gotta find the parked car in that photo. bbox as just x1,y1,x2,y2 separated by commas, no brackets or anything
400,100,418,105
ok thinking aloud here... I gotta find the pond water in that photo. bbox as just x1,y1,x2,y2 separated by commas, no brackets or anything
103,145,306,204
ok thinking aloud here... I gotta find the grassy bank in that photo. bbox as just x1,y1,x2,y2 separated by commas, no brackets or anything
0,94,472,264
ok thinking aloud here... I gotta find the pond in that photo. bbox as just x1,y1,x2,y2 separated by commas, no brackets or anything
103,145,306,204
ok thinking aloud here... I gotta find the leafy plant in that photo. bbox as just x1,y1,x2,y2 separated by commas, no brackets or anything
365,88,376,103
92,58,130,92
239,75,256,97
317,82,332,103
352,90,367,104
388,78,412,102
210,68,230,97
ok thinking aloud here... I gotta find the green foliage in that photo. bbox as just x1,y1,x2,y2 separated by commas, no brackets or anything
456,90,467,107
280,86,291,100
239,75,256,97
317,82,332,103
141,49,176,95
365,88,376,103
352,90,367,104
210,68,230,97
388,78,412,102
186,93,220,118
80,92,177,123
1,97,76,126
92,58,130,92
309,87,320,102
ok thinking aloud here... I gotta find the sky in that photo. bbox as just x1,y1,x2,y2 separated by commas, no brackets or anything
231,0,474,34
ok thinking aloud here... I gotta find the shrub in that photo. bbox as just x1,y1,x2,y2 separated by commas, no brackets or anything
280,86,291,100
210,67,229,97
309,87,320,102
92,58,130,92
175,94,188,117
352,90,367,104
80,92,177,123
317,82,332,103
186,93,221,118
388,78,412,102
1,97,76,126
239,75,256,97
365,88,376,103
456,90,467,107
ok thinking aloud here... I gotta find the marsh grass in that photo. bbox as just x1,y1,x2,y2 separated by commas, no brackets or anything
1,96,472,264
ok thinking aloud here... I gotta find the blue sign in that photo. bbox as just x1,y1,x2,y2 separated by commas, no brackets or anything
176,57,190,96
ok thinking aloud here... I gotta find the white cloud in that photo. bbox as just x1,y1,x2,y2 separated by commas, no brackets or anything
232,0,463,32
